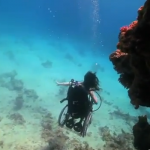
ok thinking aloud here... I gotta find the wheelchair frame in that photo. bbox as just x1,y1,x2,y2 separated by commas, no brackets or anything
58,103,92,137
58,80,102,137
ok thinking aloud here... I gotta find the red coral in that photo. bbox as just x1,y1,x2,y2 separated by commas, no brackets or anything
109,0,150,109
138,6,144,12
120,21,138,33
120,26,128,32
128,21,138,30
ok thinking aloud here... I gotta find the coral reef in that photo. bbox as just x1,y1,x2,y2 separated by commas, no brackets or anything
0,70,39,111
0,141,4,148
66,139,96,150
14,94,24,110
133,115,150,150
109,109,137,128
99,126,134,150
41,122,69,150
40,112,97,150
109,0,150,108
0,116,3,122
42,60,52,68
24,88,39,101
64,53,78,65
8,113,25,125
73,142,96,150
47,129,69,150
41,113,53,132
0,70,23,91
41,113,54,142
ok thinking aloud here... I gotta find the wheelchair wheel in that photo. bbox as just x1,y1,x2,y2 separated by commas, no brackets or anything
58,105,69,127
81,112,92,137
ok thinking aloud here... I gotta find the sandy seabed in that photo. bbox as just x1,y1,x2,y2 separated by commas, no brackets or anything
0,34,146,150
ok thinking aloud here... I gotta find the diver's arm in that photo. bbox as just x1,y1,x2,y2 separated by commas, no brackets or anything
56,81,70,86
89,91,98,104
56,80,83,86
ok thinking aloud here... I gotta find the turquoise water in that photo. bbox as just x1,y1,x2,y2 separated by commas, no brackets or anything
0,0,148,150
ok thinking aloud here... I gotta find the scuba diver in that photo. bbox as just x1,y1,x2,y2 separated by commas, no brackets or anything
56,71,101,135
56,71,100,103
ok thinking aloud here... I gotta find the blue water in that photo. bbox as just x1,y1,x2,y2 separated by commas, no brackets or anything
0,0,148,149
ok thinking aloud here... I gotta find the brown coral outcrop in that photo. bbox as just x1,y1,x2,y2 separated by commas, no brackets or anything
109,0,150,108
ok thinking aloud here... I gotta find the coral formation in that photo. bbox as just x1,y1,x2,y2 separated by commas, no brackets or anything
109,109,137,128
14,94,24,110
41,125,69,149
24,88,39,101
109,0,150,108
99,126,134,150
8,113,25,125
41,113,53,132
64,53,78,64
73,142,95,150
41,113,54,142
0,70,24,91
0,141,4,148
47,129,69,150
40,112,97,150
0,70,39,111
42,60,53,68
133,115,150,150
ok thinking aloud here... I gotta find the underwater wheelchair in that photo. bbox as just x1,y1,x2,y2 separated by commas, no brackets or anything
58,79,102,137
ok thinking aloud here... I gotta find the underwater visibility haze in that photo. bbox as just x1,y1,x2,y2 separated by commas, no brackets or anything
0,0,150,150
